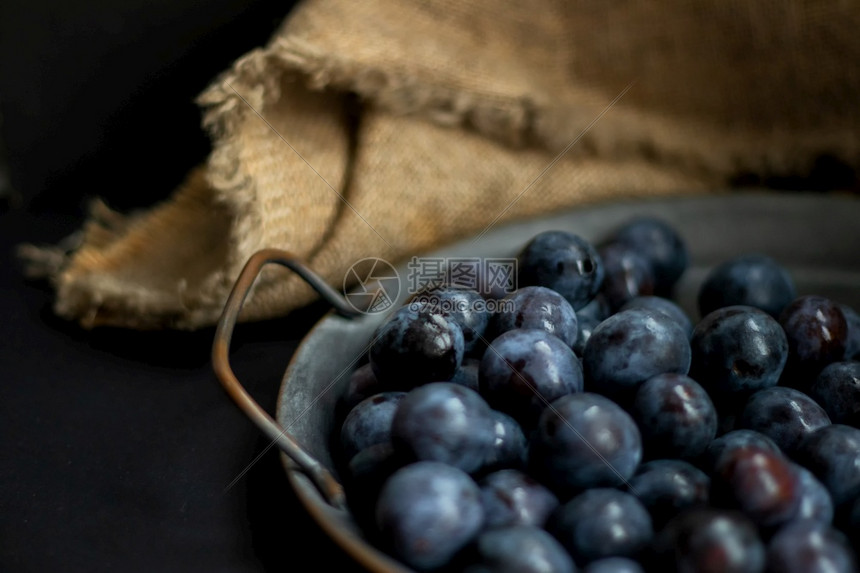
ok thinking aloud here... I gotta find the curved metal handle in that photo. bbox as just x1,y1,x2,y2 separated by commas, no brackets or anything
212,248,361,510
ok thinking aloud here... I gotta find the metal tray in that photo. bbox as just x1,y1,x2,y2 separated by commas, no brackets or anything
213,192,860,572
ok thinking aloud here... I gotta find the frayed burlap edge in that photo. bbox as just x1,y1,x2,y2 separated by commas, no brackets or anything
20,1,860,330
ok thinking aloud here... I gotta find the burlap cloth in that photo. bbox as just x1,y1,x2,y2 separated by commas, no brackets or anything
30,0,860,329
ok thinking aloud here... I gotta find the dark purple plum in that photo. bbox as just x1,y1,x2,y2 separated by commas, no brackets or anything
738,387,830,457
345,442,409,528
480,329,584,427
779,295,849,386
582,558,644,573
809,361,860,428
611,216,688,295
651,509,765,573
766,521,856,573
698,254,796,319
690,306,788,399
479,469,559,529
348,442,403,489
620,295,693,338
631,373,717,460
785,462,834,525
549,488,653,564
838,303,860,360
466,526,576,573
529,393,642,494
391,383,496,473
582,308,691,400
710,445,801,529
516,230,604,310
370,302,465,388
490,286,578,348
597,242,655,311
340,363,386,415
794,424,860,506
340,392,406,460
449,358,481,392
375,461,484,571
626,459,710,529
412,287,490,356
573,315,600,358
701,429,784,474
481,410,528,472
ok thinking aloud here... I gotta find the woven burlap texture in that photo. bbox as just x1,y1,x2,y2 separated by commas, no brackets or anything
46,0,860,329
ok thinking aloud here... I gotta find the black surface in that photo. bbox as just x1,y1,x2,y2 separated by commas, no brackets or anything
0,212,361,573
0,0,288,211
1,2,362,572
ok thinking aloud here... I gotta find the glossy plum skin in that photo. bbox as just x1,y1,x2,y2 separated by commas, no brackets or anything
794,424,860,506
698,254,796,319
490,286,579,348
651,509,765,573
738,387,831,457
479,469,559,529
766,521,857,573
690,306,788,399
779,295,849,385
415,287,490,356
480,329,584,427
340,392,406,460
549,488,653,564
809,361,860,428
786,462,834,525
338,215,860,572
375,461,484,571
370,303,465,388
710,445,801,529
572,316,599,358
626,459,710,529
597,242,655,311
700,429,783,474
482,410,528,472
466,526,576,573
529,393,642,494
582,308,691,400
391,383,496,474
620,296,693,339
631,373,717,460
611,217,688,295
516,230,605,310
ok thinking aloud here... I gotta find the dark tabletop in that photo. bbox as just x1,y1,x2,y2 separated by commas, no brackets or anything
1,2,360,571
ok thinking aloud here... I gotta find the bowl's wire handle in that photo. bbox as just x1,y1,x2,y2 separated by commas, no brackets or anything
212,248,361,511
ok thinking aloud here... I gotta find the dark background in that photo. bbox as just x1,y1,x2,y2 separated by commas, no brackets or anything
1,1,359,571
